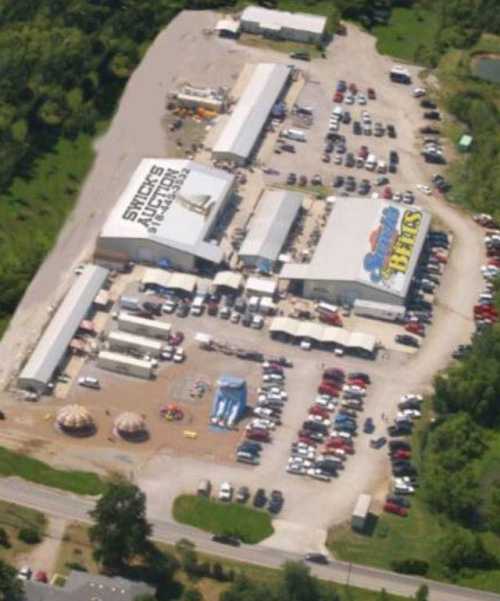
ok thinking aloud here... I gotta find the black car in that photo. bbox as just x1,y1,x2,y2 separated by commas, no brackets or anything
370,436,387,449
315,462,337,476
253,488,267,508
387,124,396,138
363,417,375,433
287,173,297,185
176,303,189,317
353,121,362,135
395,334,420,348
345,153,355,167
389,440,411,451
342,111,351,124
388,163,397,174
386,495,411,508
241,313,252,327
142,301,162,316
305,553,329,565
302,420,329,435
421,99,437,109
389,150,399,164
324,141,334,153
333,175,344,188
211,534,240,546
268,490,284,514
388,424,412,437
424,111,440,120
393,464,418,477
237,443,261,456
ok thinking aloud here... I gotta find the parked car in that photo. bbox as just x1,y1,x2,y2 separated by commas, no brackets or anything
218,482,233,502
395,334,420,348
384,501,408,517
253,488,267,508
304,553,329,565
236,486,250,503
363,417,375,433
370,436,387,449
211,534,240,546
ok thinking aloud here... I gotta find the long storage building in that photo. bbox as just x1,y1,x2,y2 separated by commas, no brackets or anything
212,63,291,165
239,189,302,270
240,6,326,43
18,265,109,393
281,197,430,306
96,159,234,271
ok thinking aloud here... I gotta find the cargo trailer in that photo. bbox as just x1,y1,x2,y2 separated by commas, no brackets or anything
117,312,171,339
107,331,164,357
97,351,154,379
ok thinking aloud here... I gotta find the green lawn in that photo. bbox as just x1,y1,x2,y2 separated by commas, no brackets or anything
372,7,440,63
0,446,105,496
172,495,274,544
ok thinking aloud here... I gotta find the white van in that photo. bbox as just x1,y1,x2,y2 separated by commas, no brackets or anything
282,128,307,142
190,295,205,316
78,376,100,389
365,154,377,171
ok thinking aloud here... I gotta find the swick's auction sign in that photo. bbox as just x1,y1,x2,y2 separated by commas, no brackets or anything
361,205,423,294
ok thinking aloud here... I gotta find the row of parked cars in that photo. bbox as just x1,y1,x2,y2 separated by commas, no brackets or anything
395,231,450,348
286,368,373,482
475,228,500,331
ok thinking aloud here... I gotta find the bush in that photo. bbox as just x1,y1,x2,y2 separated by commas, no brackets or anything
0,527,10,548
65,562,87,572
391,558,429,575
18,527,41,544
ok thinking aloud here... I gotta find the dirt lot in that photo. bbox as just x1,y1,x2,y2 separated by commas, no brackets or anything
0,14,488,555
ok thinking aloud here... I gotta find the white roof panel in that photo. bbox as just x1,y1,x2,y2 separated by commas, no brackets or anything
239,189,302,263
213,271,244,290
281,197,431,299
241,6,326,35
213,63,290,161
246,276,277,296
99,159,234,264
19,265,108,390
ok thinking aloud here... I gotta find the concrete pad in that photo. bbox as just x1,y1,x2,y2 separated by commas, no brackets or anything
261,519,328,554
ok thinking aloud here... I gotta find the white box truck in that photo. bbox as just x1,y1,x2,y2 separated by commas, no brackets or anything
353,299,406,322
97,351,154,379
108,331,164,357
117,312,171,339
281,128,307,142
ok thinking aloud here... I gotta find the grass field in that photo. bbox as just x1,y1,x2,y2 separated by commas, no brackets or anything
0,446,105,495
172,495,274,544
0,500,46,564
372,7,439,63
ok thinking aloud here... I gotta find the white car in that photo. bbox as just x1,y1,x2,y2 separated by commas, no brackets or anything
307,468,331,482
248,418,275,430
78,376,100,389
417,184,432,195
262,373,284,383
17,566,32,581
331,448,347,460
400,393,423,403
315,397,336,411
402,408,421,419
357,94,367,105
218,482,233,502
162,302,176,314
254,407,273,418
307,414,331,426
330,429,352,441
344,93,354,104
413,87,426,97
289,457,314,468
287,465,307,475
361,112,371,123
173,351,185,363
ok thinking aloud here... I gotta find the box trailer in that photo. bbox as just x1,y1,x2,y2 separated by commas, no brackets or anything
117,312,171,339
351,493,371,531
119,296,141,311
390,65,411,84
353,299,406,322
108,330,164,357
97,351,154,379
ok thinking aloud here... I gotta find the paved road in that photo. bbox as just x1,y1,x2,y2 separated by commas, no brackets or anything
0,478,498,601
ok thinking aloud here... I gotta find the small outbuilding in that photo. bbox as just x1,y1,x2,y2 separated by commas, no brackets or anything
458,134,473,153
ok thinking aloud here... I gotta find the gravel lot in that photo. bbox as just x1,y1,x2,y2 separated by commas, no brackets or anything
0,14,488,554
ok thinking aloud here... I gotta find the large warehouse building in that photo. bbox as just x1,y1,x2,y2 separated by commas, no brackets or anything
212,63,290,165
18,264,109,393
281,197,431,306
96,159,234,271
240,6,326,43
239,189,302,270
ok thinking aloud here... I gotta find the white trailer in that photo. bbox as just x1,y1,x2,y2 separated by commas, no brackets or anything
281,128,306,142
108,331,164,357
117,312,171,340
353,299,406,322
119,296,141,311
351,493,372,531
97,351,154,379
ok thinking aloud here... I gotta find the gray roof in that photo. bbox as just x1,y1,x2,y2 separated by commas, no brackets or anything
239,189,302,263
18,265,108,391
213,63,290,162
241,6,326,35
24,571,153,601
99,159,234,264
281,197,430,299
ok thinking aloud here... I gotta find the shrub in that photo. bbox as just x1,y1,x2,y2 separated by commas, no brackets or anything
0,527,10,548
65,562,87,572
18,527,41,544
391,558,429,575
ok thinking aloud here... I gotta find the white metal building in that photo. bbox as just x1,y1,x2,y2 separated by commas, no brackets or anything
239,189,302,269
117,313,171,340
97,159,234,271
108,331,165,357
281,197,430,306
246,276,277,297
18,265,109,393
97,351,154,379
212,63,291,165
240,6,326,43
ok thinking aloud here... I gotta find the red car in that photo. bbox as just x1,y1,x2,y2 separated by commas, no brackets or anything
384,502,408,517
383,186,393,199
246,429,270,442
432,252,448,263
367,87,376,100
318,383,340,397
309,405,330,418
347,378,368,388
349,83,358,94
298,436,317,446
405,322,425,336
333,92,344,103
358,145,369,159
392,449,411,460
169,331,184,346
323,367,345,380
35,571,48,583
488,258,500,267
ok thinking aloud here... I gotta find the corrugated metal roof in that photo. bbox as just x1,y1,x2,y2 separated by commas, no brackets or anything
246,276,277,296
168,272,197,293
213,271,244,290
142,267,171,288
281,197,431,299
213,63,290,161
18,265,109,391
241,6,326,35
239,189,302,263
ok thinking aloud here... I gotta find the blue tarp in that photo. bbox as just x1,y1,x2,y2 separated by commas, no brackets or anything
211,376,247,429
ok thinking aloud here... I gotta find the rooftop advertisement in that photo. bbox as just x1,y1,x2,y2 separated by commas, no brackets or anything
360,205,424,294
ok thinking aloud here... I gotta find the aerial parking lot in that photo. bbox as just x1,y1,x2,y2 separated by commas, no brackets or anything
2,9,488,555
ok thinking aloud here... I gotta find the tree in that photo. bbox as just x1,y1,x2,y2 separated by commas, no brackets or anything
415,584,429,601
438,527,497,573
89,481,152,571
182,588,203,601
0,559,24,601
